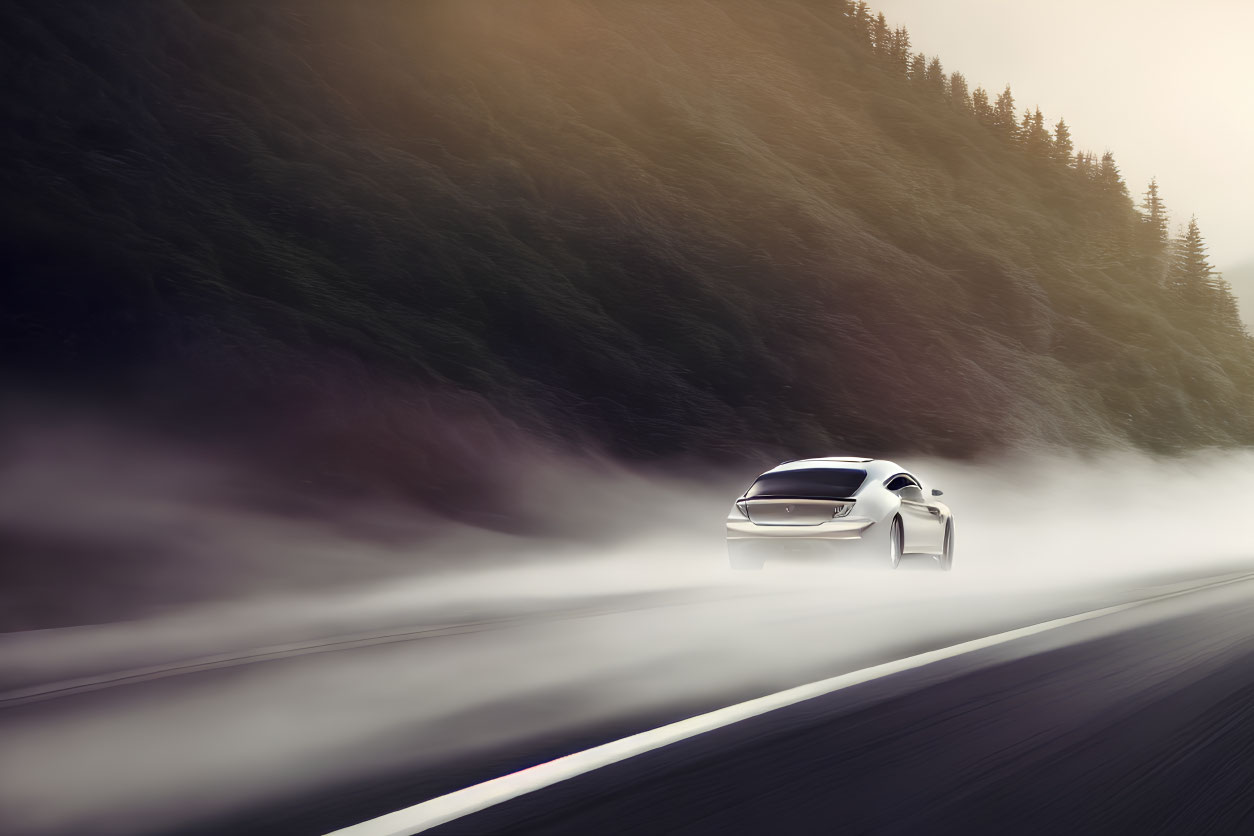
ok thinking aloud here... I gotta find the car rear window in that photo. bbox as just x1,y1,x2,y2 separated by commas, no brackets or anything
746,468,868,499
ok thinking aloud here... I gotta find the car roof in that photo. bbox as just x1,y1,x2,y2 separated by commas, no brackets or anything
765,457,902,478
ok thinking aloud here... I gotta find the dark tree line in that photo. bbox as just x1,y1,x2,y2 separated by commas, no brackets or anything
836,2,1105,184
832,0,1245,337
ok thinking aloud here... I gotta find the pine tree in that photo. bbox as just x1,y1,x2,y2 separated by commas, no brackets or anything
871,12,890,57
971,86,992,124
1018,109,1033,148
1026,108,1052,158
1053,118,1074,165
1134,178,1172,285
909,52,927,84
1168,217,1219,311
891,26,911,74
949,72,971,112
1213,276,1248,336
925,56,948,98
1075,151,1094,180
1140,178,1169,250
1097,151,1130,200
991,85,1017,140
852,2,871,44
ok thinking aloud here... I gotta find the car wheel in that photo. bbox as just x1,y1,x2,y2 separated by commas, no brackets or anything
938,521,954,572
889,516,903,569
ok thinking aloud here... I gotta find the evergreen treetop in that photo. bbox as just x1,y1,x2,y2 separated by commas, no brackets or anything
871,12,890,56
971,86,991,124
1053,118,1074,165
925,56,948,97
1140,178,1169,249
852,2,871,41
949,72,971,112
992,85,1017,139
1025,108,1052,158
890,26,911,72
909,52,927,83
1170,217,1215,296
1097,151,1129,199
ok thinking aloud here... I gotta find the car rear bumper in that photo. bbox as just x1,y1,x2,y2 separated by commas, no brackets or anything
725,518,875,540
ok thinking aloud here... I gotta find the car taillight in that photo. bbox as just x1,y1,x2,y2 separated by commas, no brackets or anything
832,504,852,518
731,501,749,519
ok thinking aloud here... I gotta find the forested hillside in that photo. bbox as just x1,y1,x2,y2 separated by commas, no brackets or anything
4,0,1252,493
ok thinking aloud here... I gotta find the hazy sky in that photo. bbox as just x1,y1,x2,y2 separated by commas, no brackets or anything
874,0,1254,270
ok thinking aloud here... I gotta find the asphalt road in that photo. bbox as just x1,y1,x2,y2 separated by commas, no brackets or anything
432,573,1254,835
4,564,1254,835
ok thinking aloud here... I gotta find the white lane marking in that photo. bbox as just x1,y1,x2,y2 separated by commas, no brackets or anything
326,571,1254,836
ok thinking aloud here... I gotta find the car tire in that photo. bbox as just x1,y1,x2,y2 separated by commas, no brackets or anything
889,516,903,569
937,521,954,572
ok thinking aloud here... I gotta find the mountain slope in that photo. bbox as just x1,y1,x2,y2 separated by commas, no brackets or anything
4,0,1252,484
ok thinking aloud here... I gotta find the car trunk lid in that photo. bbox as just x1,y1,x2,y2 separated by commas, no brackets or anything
742,498,854,526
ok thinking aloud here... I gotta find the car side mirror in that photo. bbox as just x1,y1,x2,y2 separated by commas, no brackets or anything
899,485,924,501
931,489,943,497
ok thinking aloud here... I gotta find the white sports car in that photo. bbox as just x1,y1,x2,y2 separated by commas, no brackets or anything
726,457,954,570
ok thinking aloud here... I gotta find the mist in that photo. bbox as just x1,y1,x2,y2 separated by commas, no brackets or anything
3,409,1254,833
5,408,1253,653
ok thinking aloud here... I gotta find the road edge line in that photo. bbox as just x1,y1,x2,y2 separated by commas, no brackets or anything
326,570,1254,836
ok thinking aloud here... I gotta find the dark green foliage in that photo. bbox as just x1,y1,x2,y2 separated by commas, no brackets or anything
3,0,1253,474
